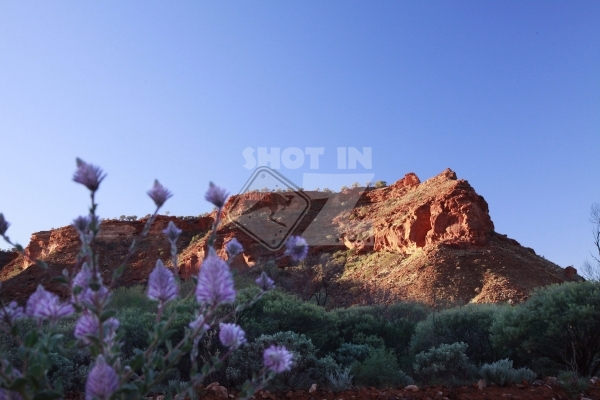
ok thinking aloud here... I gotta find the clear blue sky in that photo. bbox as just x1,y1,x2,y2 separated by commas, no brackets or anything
1,2,599,272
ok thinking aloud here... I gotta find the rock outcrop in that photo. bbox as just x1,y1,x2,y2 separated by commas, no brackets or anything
0,169,582,306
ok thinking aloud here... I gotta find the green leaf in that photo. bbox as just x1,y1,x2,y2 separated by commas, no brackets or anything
24,330,39,347
100,310,116,322
8,377,28,391
128,352,145,372
28,363,44,377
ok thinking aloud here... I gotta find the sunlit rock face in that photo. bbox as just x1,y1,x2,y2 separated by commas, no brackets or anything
0,169,581,306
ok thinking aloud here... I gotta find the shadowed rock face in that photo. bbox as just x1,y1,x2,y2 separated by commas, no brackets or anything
0,169,582,306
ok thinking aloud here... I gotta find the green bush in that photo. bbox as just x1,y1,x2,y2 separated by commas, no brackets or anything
410,304,500,364
116,308,156,358
558,371,590,398
413,342,476,385
0,318,92,393
383,301,430,323
352,347,414,388
110,285,157,313
491,282,600,376
237,290,338,353
325,367,353,392
332,343,372,367
479,359,536,386
226,331,342,391
334,305,418,358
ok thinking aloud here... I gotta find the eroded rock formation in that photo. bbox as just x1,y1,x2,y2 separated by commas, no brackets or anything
0,169,581,306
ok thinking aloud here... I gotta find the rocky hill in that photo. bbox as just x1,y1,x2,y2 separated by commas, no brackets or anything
0,169,581,306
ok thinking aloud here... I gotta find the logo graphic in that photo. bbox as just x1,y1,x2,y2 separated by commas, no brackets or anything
227,167,311,250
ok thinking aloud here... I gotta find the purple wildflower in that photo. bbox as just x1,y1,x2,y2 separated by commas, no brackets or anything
0,213,9,236
26,285,75,322
0,301,24,324
74,312,99,343
104,317,119,338
219,323,246,349
205,182,229,209
225,238,243,258
76,313,119,345
79,286,110,308
255,271,275,292
26,285,74,322
147,179,173,208
195,254,236,306
162,221,182,244
284,236,309,263
85,355,119,400
189,314,209,333
147,260,178,303
263,345,293,373
71,264,109,307
72,216,91,234
73,158,106,192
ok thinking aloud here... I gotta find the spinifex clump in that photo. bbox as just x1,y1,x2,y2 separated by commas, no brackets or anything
0,158,308,400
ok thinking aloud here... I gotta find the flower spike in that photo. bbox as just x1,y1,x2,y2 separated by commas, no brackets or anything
205,182,229,209
73,158,106,192
147,179,173,208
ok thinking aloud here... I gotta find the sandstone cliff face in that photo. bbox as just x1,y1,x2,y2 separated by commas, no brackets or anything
0,216,214,301
0,169,581,306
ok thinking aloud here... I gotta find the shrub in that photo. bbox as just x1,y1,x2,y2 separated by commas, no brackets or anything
374,180,387,188
352,347,414,388
332,342,372,367
110,285,157,313
383,301,430,323
558,371,590,398
227,331,342,391
334,305,418,358
116,308,157,358
413,342,476,385
237,290,338,354
326,366,353,392
491,281,600,376
479,359,536,386
410,304,500,364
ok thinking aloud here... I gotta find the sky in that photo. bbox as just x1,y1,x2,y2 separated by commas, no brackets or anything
0,2,599,272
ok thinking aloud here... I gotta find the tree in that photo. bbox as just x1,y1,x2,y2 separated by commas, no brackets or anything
491,281,600,377
583,203,600,282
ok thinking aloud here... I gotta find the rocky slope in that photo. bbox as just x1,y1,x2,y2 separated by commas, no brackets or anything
0,169,581,305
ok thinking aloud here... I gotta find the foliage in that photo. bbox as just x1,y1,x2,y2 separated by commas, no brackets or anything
558,371,590,398
479,359,536,386
226,331,342,391
110,284,157,314
410,303,501,364
374,180,387,188
334,304,419,358
237,290,338,354
0,160,299,400
352,347,414,388
331,343,372,367
325,366,353,392
412,342,476,385
491,281,600,376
